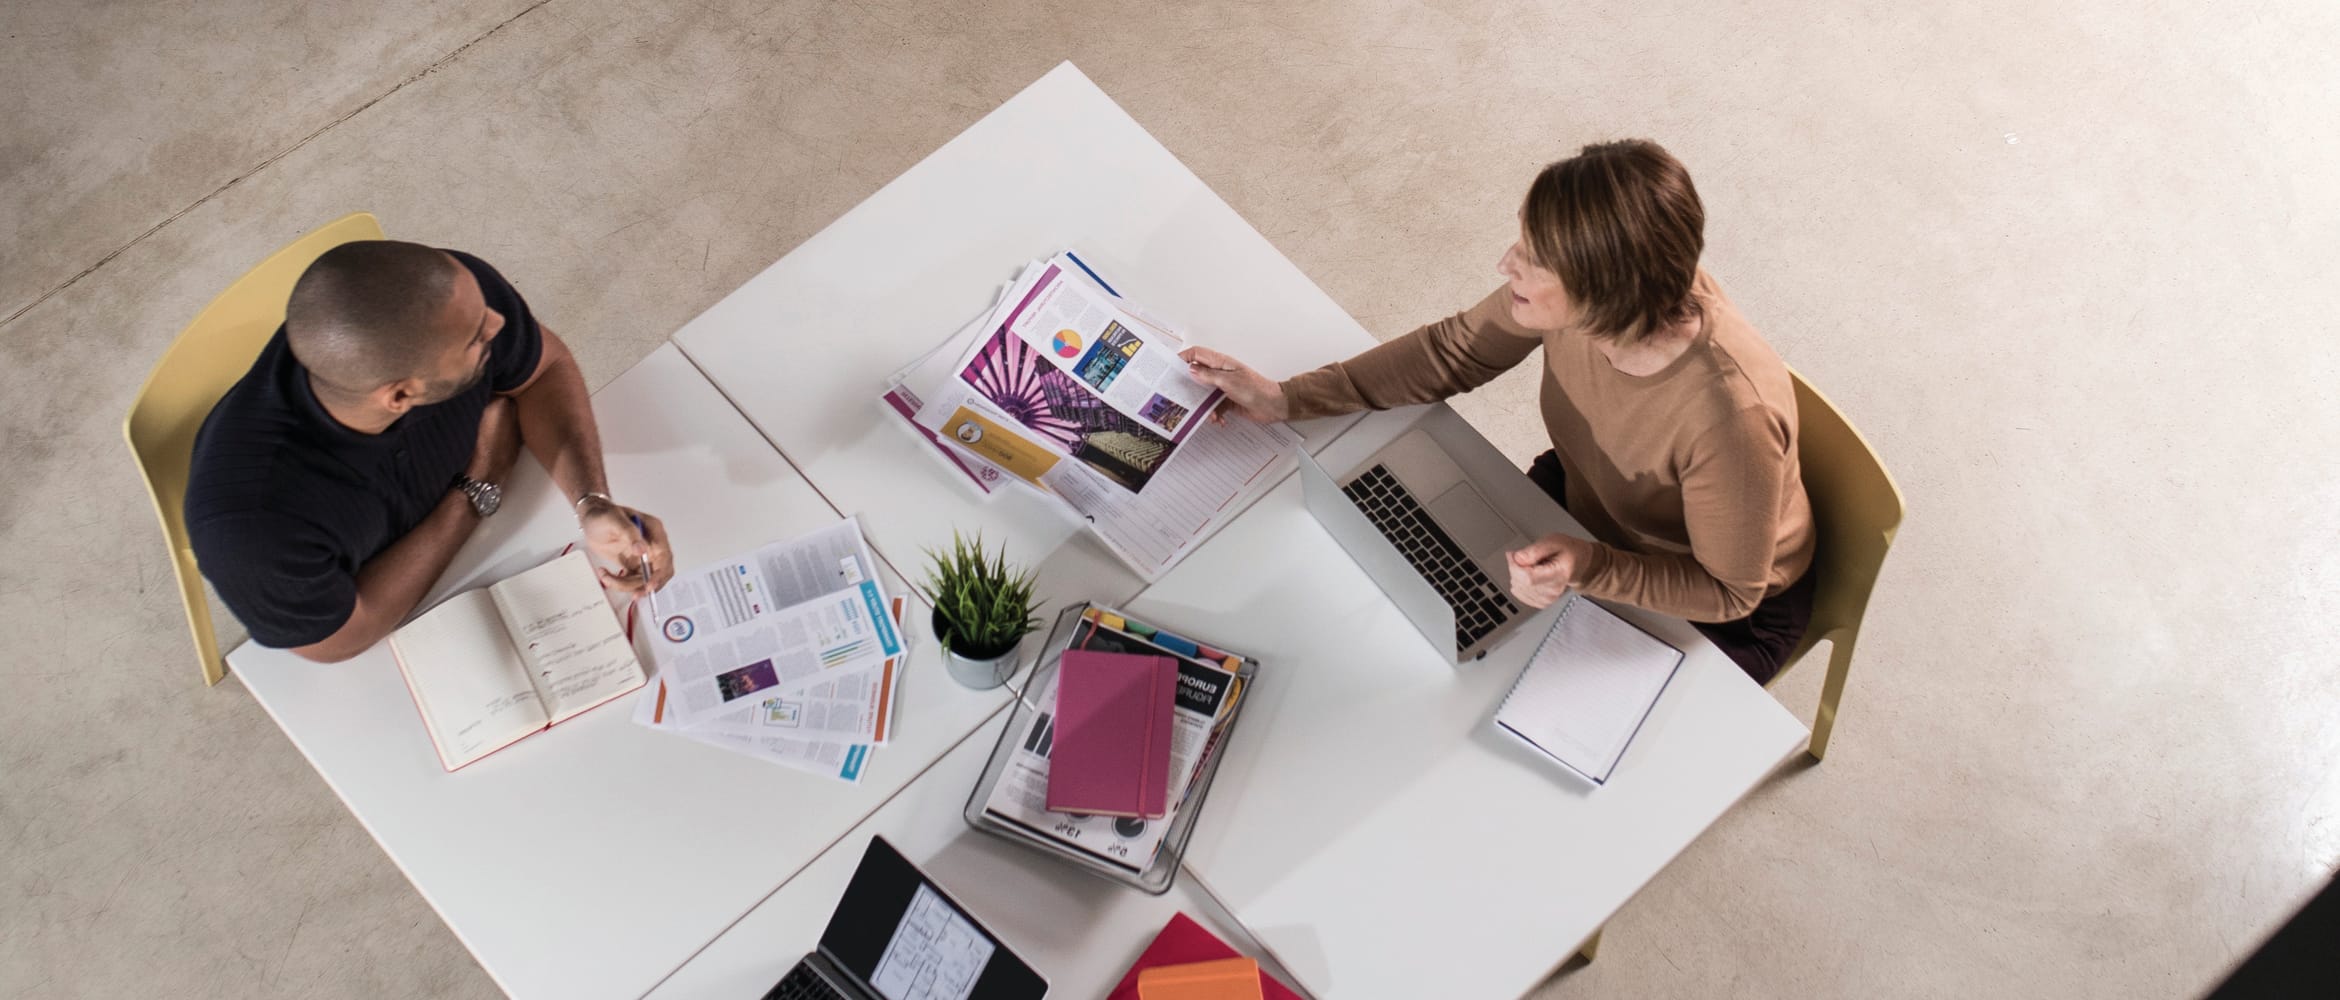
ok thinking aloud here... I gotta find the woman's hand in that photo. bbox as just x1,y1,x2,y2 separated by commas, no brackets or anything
1506,534,1583,609
1180,346,1291,424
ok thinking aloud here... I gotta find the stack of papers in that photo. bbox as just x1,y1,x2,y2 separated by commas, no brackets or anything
629,518,908,784
881,252,1305,580
980,607,1246,875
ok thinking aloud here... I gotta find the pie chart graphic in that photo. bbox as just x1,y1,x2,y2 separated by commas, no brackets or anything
1051,329,1082,358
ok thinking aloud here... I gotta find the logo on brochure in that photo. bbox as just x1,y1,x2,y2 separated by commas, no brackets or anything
954,421,985,445
660,615,695,643
1051,329,1082,358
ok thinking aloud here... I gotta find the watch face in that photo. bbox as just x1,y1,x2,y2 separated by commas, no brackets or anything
475,482,502,517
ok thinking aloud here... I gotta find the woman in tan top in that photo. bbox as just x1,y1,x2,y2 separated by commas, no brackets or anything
1183,139,1816,682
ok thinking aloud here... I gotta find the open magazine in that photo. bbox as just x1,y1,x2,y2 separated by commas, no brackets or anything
917,257,1216,492
882,253,1305,579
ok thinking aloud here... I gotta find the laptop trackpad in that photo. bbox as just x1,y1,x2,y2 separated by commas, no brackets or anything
1428,484,1519,560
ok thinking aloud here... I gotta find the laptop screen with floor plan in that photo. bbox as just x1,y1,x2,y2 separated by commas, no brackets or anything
765,835,1046,1000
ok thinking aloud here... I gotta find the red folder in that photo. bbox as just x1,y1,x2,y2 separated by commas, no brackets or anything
1047,649,1178,817
1108,913,1303,1000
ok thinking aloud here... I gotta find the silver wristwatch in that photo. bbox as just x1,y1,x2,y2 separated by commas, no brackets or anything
451,474,502,517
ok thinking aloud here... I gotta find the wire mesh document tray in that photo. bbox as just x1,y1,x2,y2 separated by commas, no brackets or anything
963,601,1259,894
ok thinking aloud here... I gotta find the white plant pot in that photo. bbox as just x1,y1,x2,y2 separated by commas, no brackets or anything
934,609,1025,690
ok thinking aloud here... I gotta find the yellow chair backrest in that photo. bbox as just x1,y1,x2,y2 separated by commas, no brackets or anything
1775,366,1904,759
124,212,386,685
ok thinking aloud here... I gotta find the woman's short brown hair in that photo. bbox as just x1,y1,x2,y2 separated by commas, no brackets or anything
1522,139,1705,344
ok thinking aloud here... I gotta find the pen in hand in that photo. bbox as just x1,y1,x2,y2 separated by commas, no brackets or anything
631,513,658,618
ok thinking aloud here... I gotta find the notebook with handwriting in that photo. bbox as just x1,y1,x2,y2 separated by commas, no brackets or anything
1493,595,1683,784
390,550,645,771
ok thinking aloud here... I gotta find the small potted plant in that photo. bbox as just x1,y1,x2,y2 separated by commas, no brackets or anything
923,532,1043,689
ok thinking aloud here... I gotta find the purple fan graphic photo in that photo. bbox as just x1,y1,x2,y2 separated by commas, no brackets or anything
958,326,1177,492
963,331,1081,449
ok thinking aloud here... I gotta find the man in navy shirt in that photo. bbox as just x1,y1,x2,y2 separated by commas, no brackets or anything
186,240,674,662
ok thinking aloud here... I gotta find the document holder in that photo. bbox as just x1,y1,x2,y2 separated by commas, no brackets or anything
963,601,1258,894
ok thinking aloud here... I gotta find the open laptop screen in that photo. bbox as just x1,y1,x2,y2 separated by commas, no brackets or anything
819,836,1048,999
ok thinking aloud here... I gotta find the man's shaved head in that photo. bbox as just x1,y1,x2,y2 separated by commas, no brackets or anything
285,241,464,394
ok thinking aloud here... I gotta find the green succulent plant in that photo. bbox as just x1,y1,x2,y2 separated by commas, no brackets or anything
922,531,1041,658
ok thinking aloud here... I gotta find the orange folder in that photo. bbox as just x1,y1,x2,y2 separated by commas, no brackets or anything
1137,957,1265,1000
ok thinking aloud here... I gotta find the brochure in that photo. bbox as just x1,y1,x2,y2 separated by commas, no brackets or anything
645,519,903,729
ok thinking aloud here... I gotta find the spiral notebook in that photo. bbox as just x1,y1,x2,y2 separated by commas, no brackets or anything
1492,595,1683,784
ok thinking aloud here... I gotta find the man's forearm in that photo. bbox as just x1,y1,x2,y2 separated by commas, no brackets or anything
295,493,481,662
513,330,610,505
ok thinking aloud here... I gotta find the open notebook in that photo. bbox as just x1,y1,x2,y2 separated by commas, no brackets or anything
1492,595,1683,784
390,550,646,770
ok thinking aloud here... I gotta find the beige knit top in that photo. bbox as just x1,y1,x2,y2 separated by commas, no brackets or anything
1282,271,1814,623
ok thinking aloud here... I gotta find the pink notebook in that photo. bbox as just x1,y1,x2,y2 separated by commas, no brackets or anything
1047,649,1178,818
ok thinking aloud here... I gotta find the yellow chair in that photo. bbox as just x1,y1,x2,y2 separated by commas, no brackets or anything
124,212,386,685
1772,366,1905,760
1571,369,1901,968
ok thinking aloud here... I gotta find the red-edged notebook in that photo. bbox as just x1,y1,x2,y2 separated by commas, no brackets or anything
1108,913,1304,1000
389,550,646,771
1046,649,1178,817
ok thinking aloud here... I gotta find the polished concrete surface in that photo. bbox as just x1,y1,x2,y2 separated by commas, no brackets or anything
4,1,2336,996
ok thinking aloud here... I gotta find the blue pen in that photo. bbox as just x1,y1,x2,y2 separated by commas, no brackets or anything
630,513,658,618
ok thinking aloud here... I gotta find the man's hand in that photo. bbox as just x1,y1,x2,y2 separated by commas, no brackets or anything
468,397,521,484
579,499,674,595
1507,533,1582,609
1180,346,1291,424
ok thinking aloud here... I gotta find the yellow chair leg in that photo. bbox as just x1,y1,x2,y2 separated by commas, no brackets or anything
1578,927,1603,962
171,548,226,685
1807,634,1855,761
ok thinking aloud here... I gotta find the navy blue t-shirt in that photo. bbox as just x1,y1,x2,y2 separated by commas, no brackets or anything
185,250,544,648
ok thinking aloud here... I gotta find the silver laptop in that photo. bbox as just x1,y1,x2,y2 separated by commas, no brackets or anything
762,836,1048,1000
1300,427,1538,662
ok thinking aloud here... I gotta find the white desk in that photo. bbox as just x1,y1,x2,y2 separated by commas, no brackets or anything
647,713,1300,999
671,61,1371,615
231,346,1019,999
1132,406,1812,999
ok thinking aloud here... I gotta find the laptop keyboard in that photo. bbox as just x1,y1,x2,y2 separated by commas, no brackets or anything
763,963,850,1000
1342,465,1521,652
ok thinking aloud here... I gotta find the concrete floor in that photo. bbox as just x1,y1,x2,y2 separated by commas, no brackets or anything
4,0,2336,996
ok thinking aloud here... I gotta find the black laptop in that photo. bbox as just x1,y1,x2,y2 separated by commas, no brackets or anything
762,836,1048,1000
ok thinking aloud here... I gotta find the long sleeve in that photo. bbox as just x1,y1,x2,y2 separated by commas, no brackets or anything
1571,404,1796,622
1280,287,1544,420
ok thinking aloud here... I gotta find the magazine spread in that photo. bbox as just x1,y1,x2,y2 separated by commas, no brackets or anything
888,252,1304,579
913,255,1223,494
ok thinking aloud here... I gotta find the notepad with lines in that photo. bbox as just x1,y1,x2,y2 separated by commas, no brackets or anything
1493,595,1684,784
